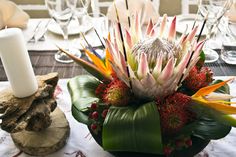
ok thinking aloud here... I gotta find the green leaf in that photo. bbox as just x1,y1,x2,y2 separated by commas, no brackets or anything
177,121,198,136
193,116,231,140
196,50,205,69
102,102,163,154
213,79,230,94
68,75,100,124
200,50,205,62
191,103,236,127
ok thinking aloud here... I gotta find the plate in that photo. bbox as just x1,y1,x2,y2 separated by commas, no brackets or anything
176,14,208,36
47,19,93,36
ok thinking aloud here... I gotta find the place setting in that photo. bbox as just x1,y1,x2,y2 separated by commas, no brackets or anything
1,0,236,157
24,0,108,63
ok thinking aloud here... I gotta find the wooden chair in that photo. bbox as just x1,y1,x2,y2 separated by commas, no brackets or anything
182,0,198,14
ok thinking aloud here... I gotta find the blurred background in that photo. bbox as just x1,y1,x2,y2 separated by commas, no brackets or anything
10,0,198,18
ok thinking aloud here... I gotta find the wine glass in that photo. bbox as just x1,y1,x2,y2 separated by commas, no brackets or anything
67,0,91,30
198,0,233,63
45,0,74,63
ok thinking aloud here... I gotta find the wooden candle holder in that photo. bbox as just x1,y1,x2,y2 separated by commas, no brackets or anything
0,73,70,156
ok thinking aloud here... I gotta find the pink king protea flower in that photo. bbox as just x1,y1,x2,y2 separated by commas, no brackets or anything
107,14,204,99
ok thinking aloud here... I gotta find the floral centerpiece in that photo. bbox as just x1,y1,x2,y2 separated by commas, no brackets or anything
62,12,236,156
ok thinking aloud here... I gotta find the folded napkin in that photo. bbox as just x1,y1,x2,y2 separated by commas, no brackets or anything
107,0,159,28
227,2,236,23
0,0,29,29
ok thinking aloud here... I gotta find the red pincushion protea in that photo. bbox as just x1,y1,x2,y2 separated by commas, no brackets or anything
102,79,131,106
166,92,191,108
184,66,213,91
95,83,107,98
160,104,189,134
157,92,192,134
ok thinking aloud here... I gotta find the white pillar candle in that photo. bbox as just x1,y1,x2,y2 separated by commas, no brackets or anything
0,28,38,98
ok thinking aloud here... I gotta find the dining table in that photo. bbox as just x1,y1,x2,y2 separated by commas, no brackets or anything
0,18,236,157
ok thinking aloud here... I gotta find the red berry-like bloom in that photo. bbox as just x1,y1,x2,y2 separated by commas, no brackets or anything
184,66,213,91
102,79,131,106
185,138,192,147
91,123,97,130
90,103,97,110
91,111,99,120
102,109,108,118
163,146,173,156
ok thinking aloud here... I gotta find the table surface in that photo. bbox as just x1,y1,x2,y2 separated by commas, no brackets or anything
0,18,236,157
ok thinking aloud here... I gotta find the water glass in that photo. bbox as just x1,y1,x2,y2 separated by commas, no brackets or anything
45,0,73,40
45,0,74,63
67,0,91,28
88,13,109,38
221,43,236,64
198,0,233,63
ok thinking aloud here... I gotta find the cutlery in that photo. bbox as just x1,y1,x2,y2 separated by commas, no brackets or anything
35,20,51,42
27,21,42,43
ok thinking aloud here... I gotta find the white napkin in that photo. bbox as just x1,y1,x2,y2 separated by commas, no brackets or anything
0,0,29,29
107,0,159,28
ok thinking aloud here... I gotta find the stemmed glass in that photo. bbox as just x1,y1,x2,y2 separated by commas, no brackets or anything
198,0,233,63
45,0,74,63
67,0,91,31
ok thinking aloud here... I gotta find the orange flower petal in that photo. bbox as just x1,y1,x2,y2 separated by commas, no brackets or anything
193,97,236,114
192,78,234,98
84,48,107,73
105,48,113,73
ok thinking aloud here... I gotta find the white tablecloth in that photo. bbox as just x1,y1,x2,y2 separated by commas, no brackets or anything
0,76,236,157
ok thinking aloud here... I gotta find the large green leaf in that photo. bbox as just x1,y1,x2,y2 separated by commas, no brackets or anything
68,75,100,124
102,102,163,154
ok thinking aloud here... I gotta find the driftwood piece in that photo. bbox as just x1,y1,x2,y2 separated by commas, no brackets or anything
11,107,70,156
0,73,59,133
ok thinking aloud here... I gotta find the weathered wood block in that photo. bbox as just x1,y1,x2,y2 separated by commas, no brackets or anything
0,73,58,132
11,107,70,156
0,73,70,156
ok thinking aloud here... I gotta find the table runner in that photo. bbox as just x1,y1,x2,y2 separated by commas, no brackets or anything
0,76,236,157
0,50,235,81
0,51,89,81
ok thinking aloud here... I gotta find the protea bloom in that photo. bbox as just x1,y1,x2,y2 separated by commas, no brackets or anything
106,14,203,99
